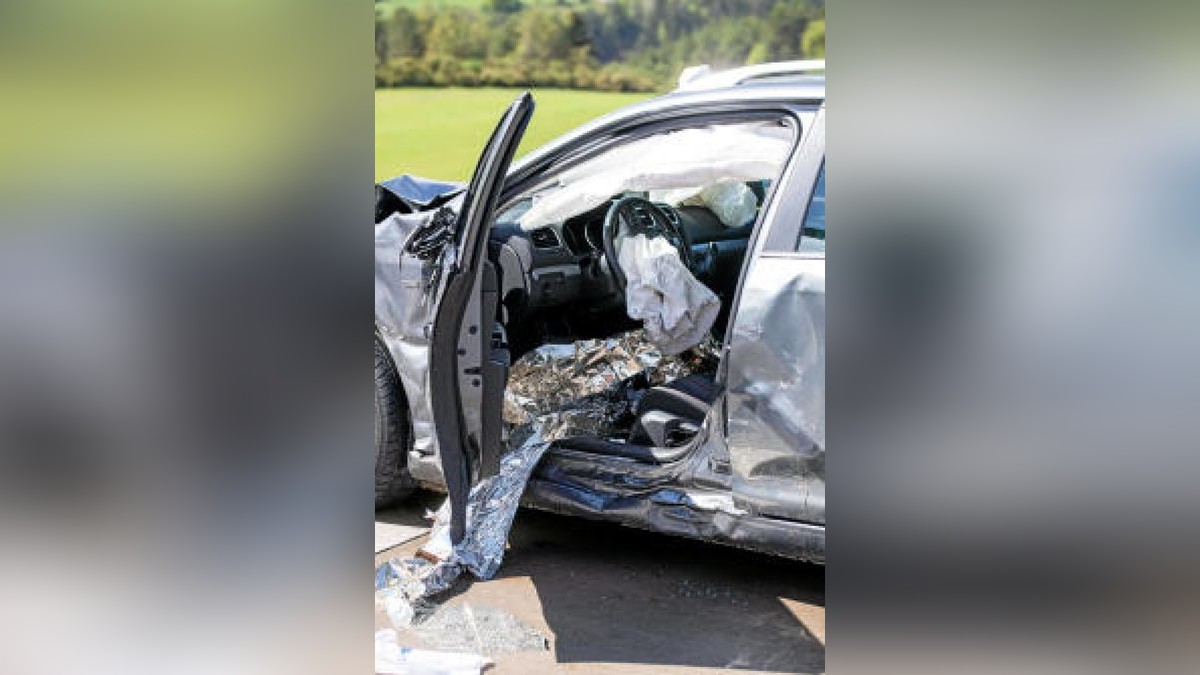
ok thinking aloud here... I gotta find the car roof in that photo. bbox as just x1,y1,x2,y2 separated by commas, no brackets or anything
674,60,825,92
659,75,825,106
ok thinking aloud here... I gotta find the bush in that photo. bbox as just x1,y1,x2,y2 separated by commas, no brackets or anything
373,0,824,92
376,56,661,93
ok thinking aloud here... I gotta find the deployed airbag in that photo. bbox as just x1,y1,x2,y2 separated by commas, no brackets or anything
519,123,791,230
617,234,719,354
656,181,759,228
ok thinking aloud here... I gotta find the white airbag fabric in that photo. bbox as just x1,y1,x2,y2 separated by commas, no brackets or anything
617,234,719,355
656,181,759,228
519,123,791,230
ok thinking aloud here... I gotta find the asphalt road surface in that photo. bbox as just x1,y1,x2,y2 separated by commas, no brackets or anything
375,491,825,674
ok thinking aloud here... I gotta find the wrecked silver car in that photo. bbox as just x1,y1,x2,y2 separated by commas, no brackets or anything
375,64,825,563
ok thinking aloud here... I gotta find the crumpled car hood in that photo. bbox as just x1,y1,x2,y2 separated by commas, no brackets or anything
375,174,465,220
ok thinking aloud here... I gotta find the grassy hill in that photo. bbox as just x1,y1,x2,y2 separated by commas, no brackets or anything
376,1,822,92
376,87,648,182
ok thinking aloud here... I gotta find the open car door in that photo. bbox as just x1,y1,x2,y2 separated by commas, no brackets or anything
430,93,534,544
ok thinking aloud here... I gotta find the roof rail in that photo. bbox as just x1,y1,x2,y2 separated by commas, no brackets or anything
676,60,825,92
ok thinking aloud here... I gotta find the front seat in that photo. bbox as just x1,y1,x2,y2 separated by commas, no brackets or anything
630,374,720,448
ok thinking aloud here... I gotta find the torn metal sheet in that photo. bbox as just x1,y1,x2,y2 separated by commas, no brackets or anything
523,473,826,561
376,331,723,625
503,329,720,444
375,187,466,471
375,433,551,627
493,321,824,562
377,174,465,217
404,207,458,261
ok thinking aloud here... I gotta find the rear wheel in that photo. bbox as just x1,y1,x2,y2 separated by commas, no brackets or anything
375,337,416,507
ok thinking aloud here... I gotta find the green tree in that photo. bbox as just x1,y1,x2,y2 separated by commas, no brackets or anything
387,7,425,59
515,7,578,63
375,14,388,65
425,8,486,60
486,0,524,14
375,0,825,92
801,18,825,58
746,42,769,65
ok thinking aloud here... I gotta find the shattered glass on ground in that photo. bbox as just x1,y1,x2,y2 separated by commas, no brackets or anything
503,329,720,444
410,604,549,656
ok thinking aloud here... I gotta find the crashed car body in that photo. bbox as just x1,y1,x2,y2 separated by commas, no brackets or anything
375,62,826,563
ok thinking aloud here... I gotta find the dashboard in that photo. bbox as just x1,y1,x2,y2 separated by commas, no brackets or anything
560,201,609,256
489,194,757,339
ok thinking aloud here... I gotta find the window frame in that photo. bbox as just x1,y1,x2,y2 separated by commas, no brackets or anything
497,103,813,219
760,105,825,256
797,161,826,253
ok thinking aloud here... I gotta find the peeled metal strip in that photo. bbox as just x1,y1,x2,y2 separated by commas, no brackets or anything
375,432,551,627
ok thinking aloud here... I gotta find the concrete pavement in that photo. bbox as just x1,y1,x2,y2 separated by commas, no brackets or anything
375,491,824,674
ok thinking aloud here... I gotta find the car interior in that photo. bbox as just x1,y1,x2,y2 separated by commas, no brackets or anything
487,120,796,465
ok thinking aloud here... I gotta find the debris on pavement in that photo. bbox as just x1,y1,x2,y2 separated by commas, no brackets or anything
376,433,551,627
375,629,492,675
411,604,549,656
376,330,720,628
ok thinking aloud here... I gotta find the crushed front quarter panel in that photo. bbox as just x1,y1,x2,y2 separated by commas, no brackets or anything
375,177,466,478
725,254,825,526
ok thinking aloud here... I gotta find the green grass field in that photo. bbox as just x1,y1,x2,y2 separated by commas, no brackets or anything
375,87,650,182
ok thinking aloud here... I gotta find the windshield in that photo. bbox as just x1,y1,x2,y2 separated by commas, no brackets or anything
517,121,794,230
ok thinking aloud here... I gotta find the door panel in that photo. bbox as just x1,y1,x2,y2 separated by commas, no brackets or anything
429,93,534,543
725,107,824,524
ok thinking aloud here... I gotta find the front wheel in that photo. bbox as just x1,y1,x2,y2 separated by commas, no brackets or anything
375,337,416,507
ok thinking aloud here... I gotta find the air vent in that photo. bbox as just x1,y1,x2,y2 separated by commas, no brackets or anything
629,205,655,229
530,227,561,250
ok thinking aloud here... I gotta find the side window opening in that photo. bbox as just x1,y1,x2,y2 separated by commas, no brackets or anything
797,163,825,253
485,118,799,454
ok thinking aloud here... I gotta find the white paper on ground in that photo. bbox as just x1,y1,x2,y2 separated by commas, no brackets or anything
617,234,719,354
375,629,492,675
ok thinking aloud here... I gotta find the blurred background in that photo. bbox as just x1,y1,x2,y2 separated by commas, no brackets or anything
375,0,825,179
0,0,1198,672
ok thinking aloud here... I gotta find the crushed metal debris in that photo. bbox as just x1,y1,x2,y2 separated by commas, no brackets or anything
377,329,720,628
376,433,550,627
504,329,720,444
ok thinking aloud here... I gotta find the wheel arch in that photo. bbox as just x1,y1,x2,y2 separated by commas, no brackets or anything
374,325,413,443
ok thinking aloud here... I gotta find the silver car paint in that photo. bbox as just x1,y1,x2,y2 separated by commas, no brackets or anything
375,203,463,484
375,79,826,561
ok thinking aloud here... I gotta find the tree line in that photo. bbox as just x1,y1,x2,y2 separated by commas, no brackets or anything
376,0,825,92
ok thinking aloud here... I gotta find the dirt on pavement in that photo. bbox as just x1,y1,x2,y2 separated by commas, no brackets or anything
375,491,825,674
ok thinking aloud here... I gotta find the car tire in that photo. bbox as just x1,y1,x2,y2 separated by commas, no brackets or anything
375,336,416,507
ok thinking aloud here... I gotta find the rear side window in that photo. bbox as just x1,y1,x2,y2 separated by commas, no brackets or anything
797,164,825,253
